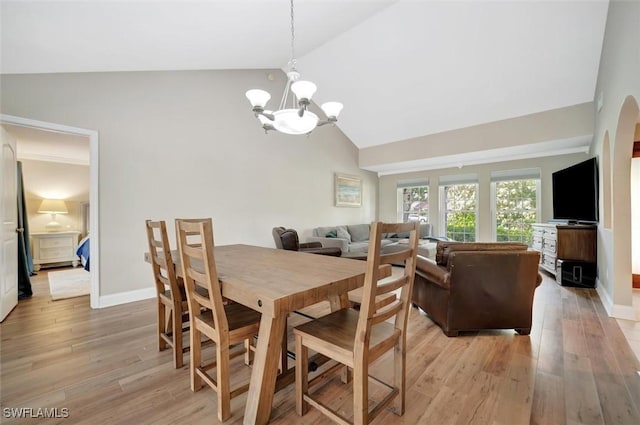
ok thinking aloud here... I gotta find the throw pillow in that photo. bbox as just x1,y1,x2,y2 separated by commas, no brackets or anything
336,226,352,242
326,231,337,238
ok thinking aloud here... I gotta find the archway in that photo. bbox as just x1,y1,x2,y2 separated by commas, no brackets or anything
611,95,639,313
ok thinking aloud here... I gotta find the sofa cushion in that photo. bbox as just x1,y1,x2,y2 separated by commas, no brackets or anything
435,241,528,267
336,226,351,242
315,226,336,238
348,241,370,253
419,223,432,238
348,224,370,242
380,239,395,248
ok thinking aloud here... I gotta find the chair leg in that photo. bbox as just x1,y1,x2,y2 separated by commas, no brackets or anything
392,342,406,415
190,320,202,392
216,345,231,422
172,306,183,369
353,360,368,425
157,301,167,351
295,334,309,416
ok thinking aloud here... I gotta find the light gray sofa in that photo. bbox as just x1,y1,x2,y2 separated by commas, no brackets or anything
307,223,433,254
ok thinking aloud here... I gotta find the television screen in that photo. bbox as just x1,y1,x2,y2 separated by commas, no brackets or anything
552,157,599,223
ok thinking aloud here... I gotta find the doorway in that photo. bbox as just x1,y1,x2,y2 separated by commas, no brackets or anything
0,114,100,308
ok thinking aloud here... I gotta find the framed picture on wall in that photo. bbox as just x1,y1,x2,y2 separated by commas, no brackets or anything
335,173,362,207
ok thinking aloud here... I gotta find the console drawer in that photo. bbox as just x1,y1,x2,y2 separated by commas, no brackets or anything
40,247,72,261
40,237,73,249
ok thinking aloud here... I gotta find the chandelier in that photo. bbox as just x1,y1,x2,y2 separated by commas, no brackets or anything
245,0,343,135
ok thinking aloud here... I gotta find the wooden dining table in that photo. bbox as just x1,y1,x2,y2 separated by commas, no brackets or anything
145,244,369,425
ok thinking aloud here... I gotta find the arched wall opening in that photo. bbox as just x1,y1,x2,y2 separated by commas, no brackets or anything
611,95,639,308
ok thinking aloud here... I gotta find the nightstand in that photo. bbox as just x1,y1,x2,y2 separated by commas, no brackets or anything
31,231,81,271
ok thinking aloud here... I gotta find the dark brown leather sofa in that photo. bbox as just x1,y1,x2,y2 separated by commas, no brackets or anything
412,241,542,336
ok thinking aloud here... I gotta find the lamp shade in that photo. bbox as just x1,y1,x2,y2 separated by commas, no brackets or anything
291,81,317,101
320,102,344,119
245,89,271,108
38,199,68,214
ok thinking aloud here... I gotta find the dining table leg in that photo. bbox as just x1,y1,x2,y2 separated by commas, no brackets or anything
243,311,288,425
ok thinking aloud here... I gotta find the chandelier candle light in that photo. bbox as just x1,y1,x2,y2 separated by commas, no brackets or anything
245,0,343,135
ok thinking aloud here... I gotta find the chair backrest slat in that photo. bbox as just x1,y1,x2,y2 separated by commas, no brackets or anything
371,301,403,325
378,248,412,265
176,218,229,341
183,244,205,260
375,275,408,296
145,220,180,304
354,221,419,357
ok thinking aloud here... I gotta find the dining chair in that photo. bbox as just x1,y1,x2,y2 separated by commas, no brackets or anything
175,218,261,422
145,219,191,369
294,221,419,425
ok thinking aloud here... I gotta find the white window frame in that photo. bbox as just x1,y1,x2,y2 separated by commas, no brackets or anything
396,179,429,223
490,169,541,244
438,174,478,242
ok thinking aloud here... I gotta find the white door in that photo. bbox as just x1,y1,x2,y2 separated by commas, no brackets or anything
1,126,18,321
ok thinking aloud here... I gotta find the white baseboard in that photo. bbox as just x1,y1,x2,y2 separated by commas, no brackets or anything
596,279,614,315
596,278,638,321
97,287,156,308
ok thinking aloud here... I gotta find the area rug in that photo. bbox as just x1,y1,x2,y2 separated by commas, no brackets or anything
48,268,90,300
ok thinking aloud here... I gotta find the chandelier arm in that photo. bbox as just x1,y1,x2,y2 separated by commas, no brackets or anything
317,117,338,127
258,111,275,121
279,79,290,110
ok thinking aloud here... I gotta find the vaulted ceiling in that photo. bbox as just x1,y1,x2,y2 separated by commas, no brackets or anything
1,0,609,167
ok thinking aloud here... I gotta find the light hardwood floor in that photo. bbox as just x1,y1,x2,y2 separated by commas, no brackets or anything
616,290,640,362
1,268,639,424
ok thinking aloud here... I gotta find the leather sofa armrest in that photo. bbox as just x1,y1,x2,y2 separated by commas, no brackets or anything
307,236,349,253
300,241,322,249
416,255,450,289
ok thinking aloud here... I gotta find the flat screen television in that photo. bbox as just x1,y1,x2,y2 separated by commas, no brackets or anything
552,157,599,223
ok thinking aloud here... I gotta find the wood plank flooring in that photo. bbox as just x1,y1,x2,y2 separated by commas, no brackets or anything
1,268,639,424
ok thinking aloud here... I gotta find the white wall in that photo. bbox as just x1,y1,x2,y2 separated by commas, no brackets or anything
632,158,640,275
1,70,377,297
591,0,640,318
379,153,589,240
360,103,594,169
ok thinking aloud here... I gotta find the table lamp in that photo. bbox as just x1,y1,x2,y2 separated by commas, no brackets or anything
38,199,68,232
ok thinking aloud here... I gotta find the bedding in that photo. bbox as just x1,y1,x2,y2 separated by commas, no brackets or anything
76,235,90,271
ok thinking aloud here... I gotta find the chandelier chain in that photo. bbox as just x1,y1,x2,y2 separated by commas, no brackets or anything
290,0,296,69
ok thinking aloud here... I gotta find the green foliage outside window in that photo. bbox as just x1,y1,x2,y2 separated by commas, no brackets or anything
495,179,538,245
444,183,476,242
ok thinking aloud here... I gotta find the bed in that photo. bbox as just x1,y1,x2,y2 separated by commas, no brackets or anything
76,235,90,271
